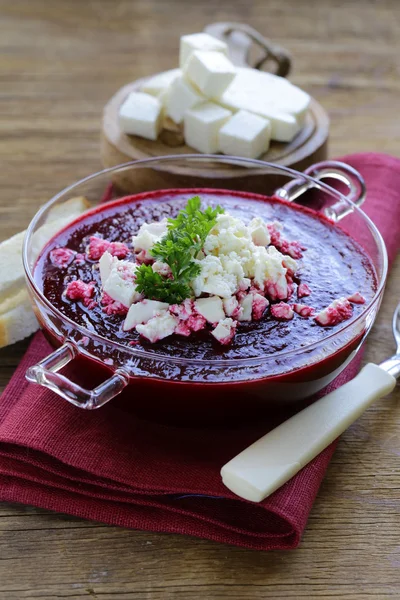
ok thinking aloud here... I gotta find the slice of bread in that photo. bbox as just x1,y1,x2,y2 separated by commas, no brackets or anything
47,195,90,221
0,196,90,304
0,289,39,348
0,195,91,349
0,231,26,304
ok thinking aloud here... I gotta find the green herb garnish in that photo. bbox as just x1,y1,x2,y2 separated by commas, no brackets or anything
135,196,224,304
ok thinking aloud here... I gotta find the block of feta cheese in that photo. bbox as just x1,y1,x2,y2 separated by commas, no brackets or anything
119,91,162,141
217,67,311,142
184,102,231,153
166,76,204,125
103,261,141,307
123,299,169,331
194,296,225,324
218,110,271,159
183,50,236,98
141,68,181,97
179,32,228,69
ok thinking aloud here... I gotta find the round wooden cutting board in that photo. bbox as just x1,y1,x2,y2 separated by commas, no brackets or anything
101,23,329,196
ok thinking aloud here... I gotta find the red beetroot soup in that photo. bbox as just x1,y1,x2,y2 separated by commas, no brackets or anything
34,188,376,387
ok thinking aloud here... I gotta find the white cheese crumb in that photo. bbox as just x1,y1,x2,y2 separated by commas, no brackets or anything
194,296,225,324
222,295,241,318
103,261,140,307
123,299,169,331
99,251,118,285
248,217,271,246
132,219,168,254
136,312,179,343
191,255,238,298
152,261,172,277
211,317,237,345
238,294,253,321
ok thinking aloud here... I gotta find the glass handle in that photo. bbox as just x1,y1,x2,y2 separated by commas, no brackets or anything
25,342,129,409
204,22,291,77
274,160,366,222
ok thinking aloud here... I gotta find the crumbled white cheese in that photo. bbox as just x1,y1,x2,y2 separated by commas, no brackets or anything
251,292,269,320
96,205,304,346
247,245,289,296
191,255,238,298
136,312,179,343
152,260,172,277
194,296,225,324
132,218,168,254
222,295,241,318
211,317,237,345
123,299,169,331
99,251,118,285
248,217,270,247
238,294,253,321
204,213,252,257
103,260,141,307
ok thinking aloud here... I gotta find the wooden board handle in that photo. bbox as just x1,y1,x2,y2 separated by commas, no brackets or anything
204,22,291,76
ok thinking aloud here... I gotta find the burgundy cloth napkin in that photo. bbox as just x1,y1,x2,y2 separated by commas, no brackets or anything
0,153,399,551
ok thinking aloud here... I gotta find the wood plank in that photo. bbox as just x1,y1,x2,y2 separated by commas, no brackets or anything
0,0,399,598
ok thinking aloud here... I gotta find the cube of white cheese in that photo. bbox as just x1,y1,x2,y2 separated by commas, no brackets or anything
248,217,270,246
166,76,204,125
103,261,141,307
118,92,163,141
123,299,169,331
179,32,228,69
136,313,178,343
217,67,310,142
194,296,225,324
141,68,181,97
184,102,231,153
218,110,271,159
211,317,236,345
238,294,253,321
223,296,240,317
99,251,117,285
132,218,168,253
183,50,236,98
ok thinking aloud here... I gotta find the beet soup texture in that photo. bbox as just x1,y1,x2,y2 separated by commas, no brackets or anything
35,189,376,370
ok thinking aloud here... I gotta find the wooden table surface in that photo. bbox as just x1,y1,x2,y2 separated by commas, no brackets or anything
0,1,399,598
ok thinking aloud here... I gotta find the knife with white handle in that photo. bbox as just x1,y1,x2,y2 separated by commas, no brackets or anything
221,302,400,503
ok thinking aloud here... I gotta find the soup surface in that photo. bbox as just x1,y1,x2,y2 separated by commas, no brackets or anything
35,189,376,362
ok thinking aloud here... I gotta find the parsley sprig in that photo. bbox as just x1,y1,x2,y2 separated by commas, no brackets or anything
135,196,224,304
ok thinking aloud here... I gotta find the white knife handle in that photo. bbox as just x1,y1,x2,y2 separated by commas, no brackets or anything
221,364,396,503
